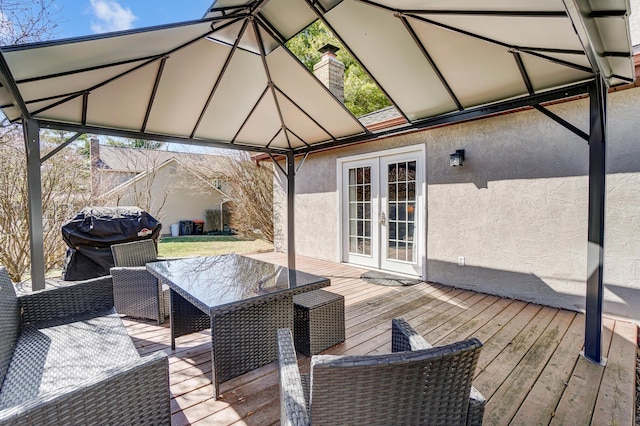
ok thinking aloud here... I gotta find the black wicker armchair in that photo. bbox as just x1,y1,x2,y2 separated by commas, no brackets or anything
110,239,169,323
0,267,170,425
278,318,485,425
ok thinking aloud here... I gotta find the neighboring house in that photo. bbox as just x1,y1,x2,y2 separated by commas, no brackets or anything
91,141,231,234
269,29,640,321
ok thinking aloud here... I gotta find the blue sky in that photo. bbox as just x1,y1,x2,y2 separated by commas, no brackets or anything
52,0,214,39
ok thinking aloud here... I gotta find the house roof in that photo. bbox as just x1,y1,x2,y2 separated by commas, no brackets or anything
0,1,634,156
358,106,403,128
100,156,230,199
97,145,230,174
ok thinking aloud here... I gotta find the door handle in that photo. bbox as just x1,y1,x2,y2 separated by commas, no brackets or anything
379,211,386,225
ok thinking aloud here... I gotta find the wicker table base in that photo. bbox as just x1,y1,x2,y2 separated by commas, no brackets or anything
169,289,295,398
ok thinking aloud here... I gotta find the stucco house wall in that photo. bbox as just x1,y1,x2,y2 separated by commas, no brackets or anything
107,160,225,233
274,86,640,321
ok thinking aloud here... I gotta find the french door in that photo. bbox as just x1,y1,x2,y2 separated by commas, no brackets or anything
341,149,423,276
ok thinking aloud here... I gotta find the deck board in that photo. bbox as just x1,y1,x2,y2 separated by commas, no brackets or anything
591,320,637,425
549,317,615,425
483,309,576,425
122,253,637,425
510,313,584,425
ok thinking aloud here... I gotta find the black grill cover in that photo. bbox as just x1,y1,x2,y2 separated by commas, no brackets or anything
61,206,162,281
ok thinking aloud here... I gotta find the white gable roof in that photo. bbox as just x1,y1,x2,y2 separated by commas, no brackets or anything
97,145,230,174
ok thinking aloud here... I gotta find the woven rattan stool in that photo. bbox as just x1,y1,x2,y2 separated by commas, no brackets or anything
293,289,345,356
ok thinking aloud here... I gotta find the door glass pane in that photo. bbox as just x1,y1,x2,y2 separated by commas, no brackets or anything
389,222,396,240
397,223,406,241
389,203,397,220
350,237,357,253
388,164,397,183
406,242,413,262
398,182,406,201
362,238,371,256
348,166,372,256
386,161,417,263
407,161,416,180
407,203,415,222
389,240,400,260
398,203,406,221
389,183,396,201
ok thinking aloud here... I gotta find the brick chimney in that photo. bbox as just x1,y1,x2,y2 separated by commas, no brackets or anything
314,44,345,103
90,137,100,195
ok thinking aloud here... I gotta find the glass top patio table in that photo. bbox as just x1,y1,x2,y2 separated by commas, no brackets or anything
146,253,331,399
146,253,329,314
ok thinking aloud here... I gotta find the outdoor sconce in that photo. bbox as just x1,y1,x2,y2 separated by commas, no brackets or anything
450,149,465,167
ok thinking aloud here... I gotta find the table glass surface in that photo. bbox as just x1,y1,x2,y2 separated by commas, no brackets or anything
146,254,328,309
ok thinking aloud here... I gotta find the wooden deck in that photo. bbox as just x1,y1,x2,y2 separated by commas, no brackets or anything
124,253,638,425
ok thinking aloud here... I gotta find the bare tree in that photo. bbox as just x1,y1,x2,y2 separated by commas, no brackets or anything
0,128,89,281
0,0,60,45
96,146,171,220
188,151,274,242
0,1,79,281
223,153,275,243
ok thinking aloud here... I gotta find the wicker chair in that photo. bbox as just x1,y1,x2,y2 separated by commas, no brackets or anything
0,267,170,425
278,318,486,425
110,239,169,324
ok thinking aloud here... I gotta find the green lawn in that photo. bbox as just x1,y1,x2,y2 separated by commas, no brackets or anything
157,235,273,258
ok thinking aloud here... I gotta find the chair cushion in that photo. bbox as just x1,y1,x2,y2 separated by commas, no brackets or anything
0,308,139,410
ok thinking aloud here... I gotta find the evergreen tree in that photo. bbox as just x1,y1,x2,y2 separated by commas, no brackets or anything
286,21,391,117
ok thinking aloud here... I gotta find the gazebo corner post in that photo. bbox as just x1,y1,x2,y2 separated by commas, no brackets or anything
583,75,607,364
23,119,46,291
286,151,296,284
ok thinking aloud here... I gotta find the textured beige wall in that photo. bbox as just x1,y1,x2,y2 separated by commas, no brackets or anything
424,89,640,319
274,86,640,321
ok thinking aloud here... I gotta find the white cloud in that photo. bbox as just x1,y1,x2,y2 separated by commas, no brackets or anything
90,0,138,33
0,11,15,44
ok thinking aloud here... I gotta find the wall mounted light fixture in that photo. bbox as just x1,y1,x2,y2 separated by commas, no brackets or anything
450,149,465,167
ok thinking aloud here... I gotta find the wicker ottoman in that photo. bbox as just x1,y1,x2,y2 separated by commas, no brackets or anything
293,289,345,356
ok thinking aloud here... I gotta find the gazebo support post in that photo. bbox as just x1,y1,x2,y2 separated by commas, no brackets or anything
23,119,46,291
584,75,607,364
286,151,296,282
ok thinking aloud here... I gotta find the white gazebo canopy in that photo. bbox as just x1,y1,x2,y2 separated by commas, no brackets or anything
0,0,634,153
